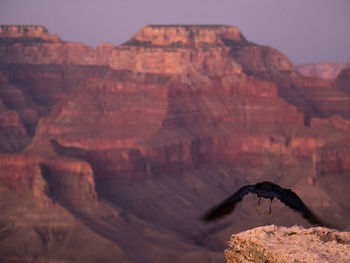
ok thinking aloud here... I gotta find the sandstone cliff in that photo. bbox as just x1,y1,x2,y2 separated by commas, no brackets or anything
0,25,115,65
1,25,350,263
225,225,350,263
295,62,349,80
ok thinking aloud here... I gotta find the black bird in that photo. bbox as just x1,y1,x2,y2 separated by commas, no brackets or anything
202,181,327,226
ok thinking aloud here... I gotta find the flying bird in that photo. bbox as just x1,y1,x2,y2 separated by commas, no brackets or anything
202,181,327,226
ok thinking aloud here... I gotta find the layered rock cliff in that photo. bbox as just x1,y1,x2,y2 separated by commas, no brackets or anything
0,25,115,65
295,62,349,80
1,25,350,263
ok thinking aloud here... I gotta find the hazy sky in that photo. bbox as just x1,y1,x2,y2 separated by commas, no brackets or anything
1,0,349,64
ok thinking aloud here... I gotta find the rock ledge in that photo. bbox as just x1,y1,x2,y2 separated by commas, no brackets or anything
225,225,350,263
125,24,244,47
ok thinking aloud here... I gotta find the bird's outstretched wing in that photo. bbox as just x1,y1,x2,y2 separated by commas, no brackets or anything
202,185,254,223
275,187,325,226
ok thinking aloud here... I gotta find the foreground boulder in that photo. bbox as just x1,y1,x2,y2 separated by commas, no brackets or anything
225,225,350,263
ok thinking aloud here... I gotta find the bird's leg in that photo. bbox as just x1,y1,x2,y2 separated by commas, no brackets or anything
268,198,272,216
256,196,261,215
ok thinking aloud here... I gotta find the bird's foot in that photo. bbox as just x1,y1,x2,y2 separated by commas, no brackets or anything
267,199,272,216
256,196,261,215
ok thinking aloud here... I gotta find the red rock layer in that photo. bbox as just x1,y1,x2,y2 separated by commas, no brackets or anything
316,147,350,176
0,154,38,192
0,25,113,65
0,74,30,152
292,76,350,120
30,67,310,184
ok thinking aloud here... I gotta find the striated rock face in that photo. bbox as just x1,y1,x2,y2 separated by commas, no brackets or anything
112,25,293,75
295,62,349,80
128,25,243,46
1,25,350,263
40,157,97,204
316,146,350,176
0,96,30,152
0,25,50,37
110,25,244,74
225,225,350,263
0,25,113,65
291,76,350,120
0,154,43,194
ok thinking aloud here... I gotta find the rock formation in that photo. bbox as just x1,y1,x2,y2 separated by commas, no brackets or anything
337,67,350,94
1,25,350,262
225,225,350,263
295,62,349,80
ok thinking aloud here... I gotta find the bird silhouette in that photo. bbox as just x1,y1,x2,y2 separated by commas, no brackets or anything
202,181,328,226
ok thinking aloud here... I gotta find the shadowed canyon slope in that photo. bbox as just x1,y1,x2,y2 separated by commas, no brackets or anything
1,25,350,262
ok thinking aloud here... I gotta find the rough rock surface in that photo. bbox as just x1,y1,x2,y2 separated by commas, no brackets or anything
225,225,350,263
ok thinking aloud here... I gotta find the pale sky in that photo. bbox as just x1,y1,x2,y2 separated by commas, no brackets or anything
1,0,349,64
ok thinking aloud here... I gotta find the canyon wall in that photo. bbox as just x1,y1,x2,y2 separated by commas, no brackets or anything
1,25,350,263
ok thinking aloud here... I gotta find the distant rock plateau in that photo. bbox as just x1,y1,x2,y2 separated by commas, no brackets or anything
225,225,350,263
0,24,350,263
295,62,350,80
